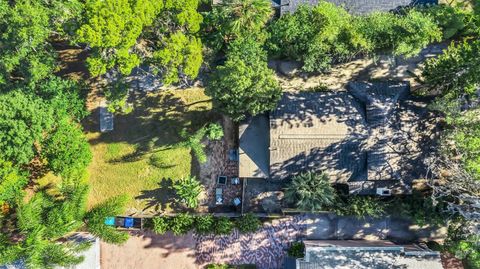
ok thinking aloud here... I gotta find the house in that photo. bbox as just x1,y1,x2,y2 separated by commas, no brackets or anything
284,240,443,269
239,82,429,195
280,0,438,16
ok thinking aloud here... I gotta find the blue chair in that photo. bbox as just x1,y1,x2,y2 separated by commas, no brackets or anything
124,217,134,228
104,217,115,226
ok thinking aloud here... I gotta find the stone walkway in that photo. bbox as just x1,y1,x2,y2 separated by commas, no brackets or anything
195,215,307,269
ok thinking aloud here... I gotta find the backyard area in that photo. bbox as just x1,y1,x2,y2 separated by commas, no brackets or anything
85,87,220,213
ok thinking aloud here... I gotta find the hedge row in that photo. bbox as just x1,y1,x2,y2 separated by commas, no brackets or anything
146,213,261,236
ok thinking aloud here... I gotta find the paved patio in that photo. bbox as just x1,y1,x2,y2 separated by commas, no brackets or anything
195,215,307,268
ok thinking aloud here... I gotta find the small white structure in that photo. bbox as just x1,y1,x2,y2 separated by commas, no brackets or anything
99,100,113,133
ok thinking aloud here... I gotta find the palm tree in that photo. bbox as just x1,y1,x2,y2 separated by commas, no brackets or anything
284,171,337,212
173,176,203,208
220,0,273,36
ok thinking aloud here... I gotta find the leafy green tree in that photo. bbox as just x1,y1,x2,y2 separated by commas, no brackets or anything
0,160,28,205
204,0,273,51
423,40,480,113
146,0,204,85
268,4,442,72
359,9,442,58
284,172,337,212
0,0,82,86
235,213,261,233
267,3,370,72
194,215,215,234
84,194,130,244
173,176,203,208
76,0,163,76
422,4,469,39
206,38,281,121
169,213,194,235
151,217,169,235
33,77,89,121
214,216,234,235
0,91,54,164
42,119,92,177
152,31,203,85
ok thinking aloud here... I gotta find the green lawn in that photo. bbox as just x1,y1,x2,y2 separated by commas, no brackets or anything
86,88,216,213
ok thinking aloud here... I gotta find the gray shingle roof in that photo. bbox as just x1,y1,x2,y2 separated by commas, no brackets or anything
239,81,422,194
296,240,443,269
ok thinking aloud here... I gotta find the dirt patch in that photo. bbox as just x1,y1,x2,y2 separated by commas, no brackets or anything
101,231,197,269
272,43,448,93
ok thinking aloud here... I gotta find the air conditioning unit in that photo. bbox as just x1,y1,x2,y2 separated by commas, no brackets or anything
376,188,392,196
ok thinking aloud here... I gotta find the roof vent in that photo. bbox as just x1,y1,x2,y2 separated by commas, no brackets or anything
376,188,392,196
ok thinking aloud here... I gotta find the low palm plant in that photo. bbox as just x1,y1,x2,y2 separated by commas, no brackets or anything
284,171,337,212
173,176,203,209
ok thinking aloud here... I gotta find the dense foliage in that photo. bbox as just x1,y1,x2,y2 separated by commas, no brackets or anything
151,216,169,235
235,213,261,234
287,242,305,258
284,172,337,212
169,213,195,235
267,3,443,72
336,196,386,219
206,38,281,121
214,216,235,235
194,215,215,234
0,0,82,86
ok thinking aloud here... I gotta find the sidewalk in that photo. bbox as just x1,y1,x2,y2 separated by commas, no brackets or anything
302,213,447,243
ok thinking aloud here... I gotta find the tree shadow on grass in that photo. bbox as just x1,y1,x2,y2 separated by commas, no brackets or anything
89,91,220,164
136,178,175,212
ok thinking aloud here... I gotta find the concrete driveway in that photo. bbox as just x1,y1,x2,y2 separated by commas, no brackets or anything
303,213,447,243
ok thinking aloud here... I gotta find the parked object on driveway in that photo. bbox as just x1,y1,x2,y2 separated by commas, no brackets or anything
233,197,241,206
216,188,223,205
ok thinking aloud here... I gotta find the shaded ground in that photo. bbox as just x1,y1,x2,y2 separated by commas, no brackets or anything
101,231,197,269
86,88,219,213
272,43,448,93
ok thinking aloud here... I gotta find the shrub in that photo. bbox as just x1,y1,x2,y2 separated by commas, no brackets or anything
170,213,194,236
267,3,370,72
42,119,92,177
173,176,203,209
206,123,224,141
336,196,385,219
214,216,234,235
235,213,261,234
284,171,337,212
422,4,468,39
195,215,215,234
267,4,443,72
287,242,305,258
152,217,169,235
